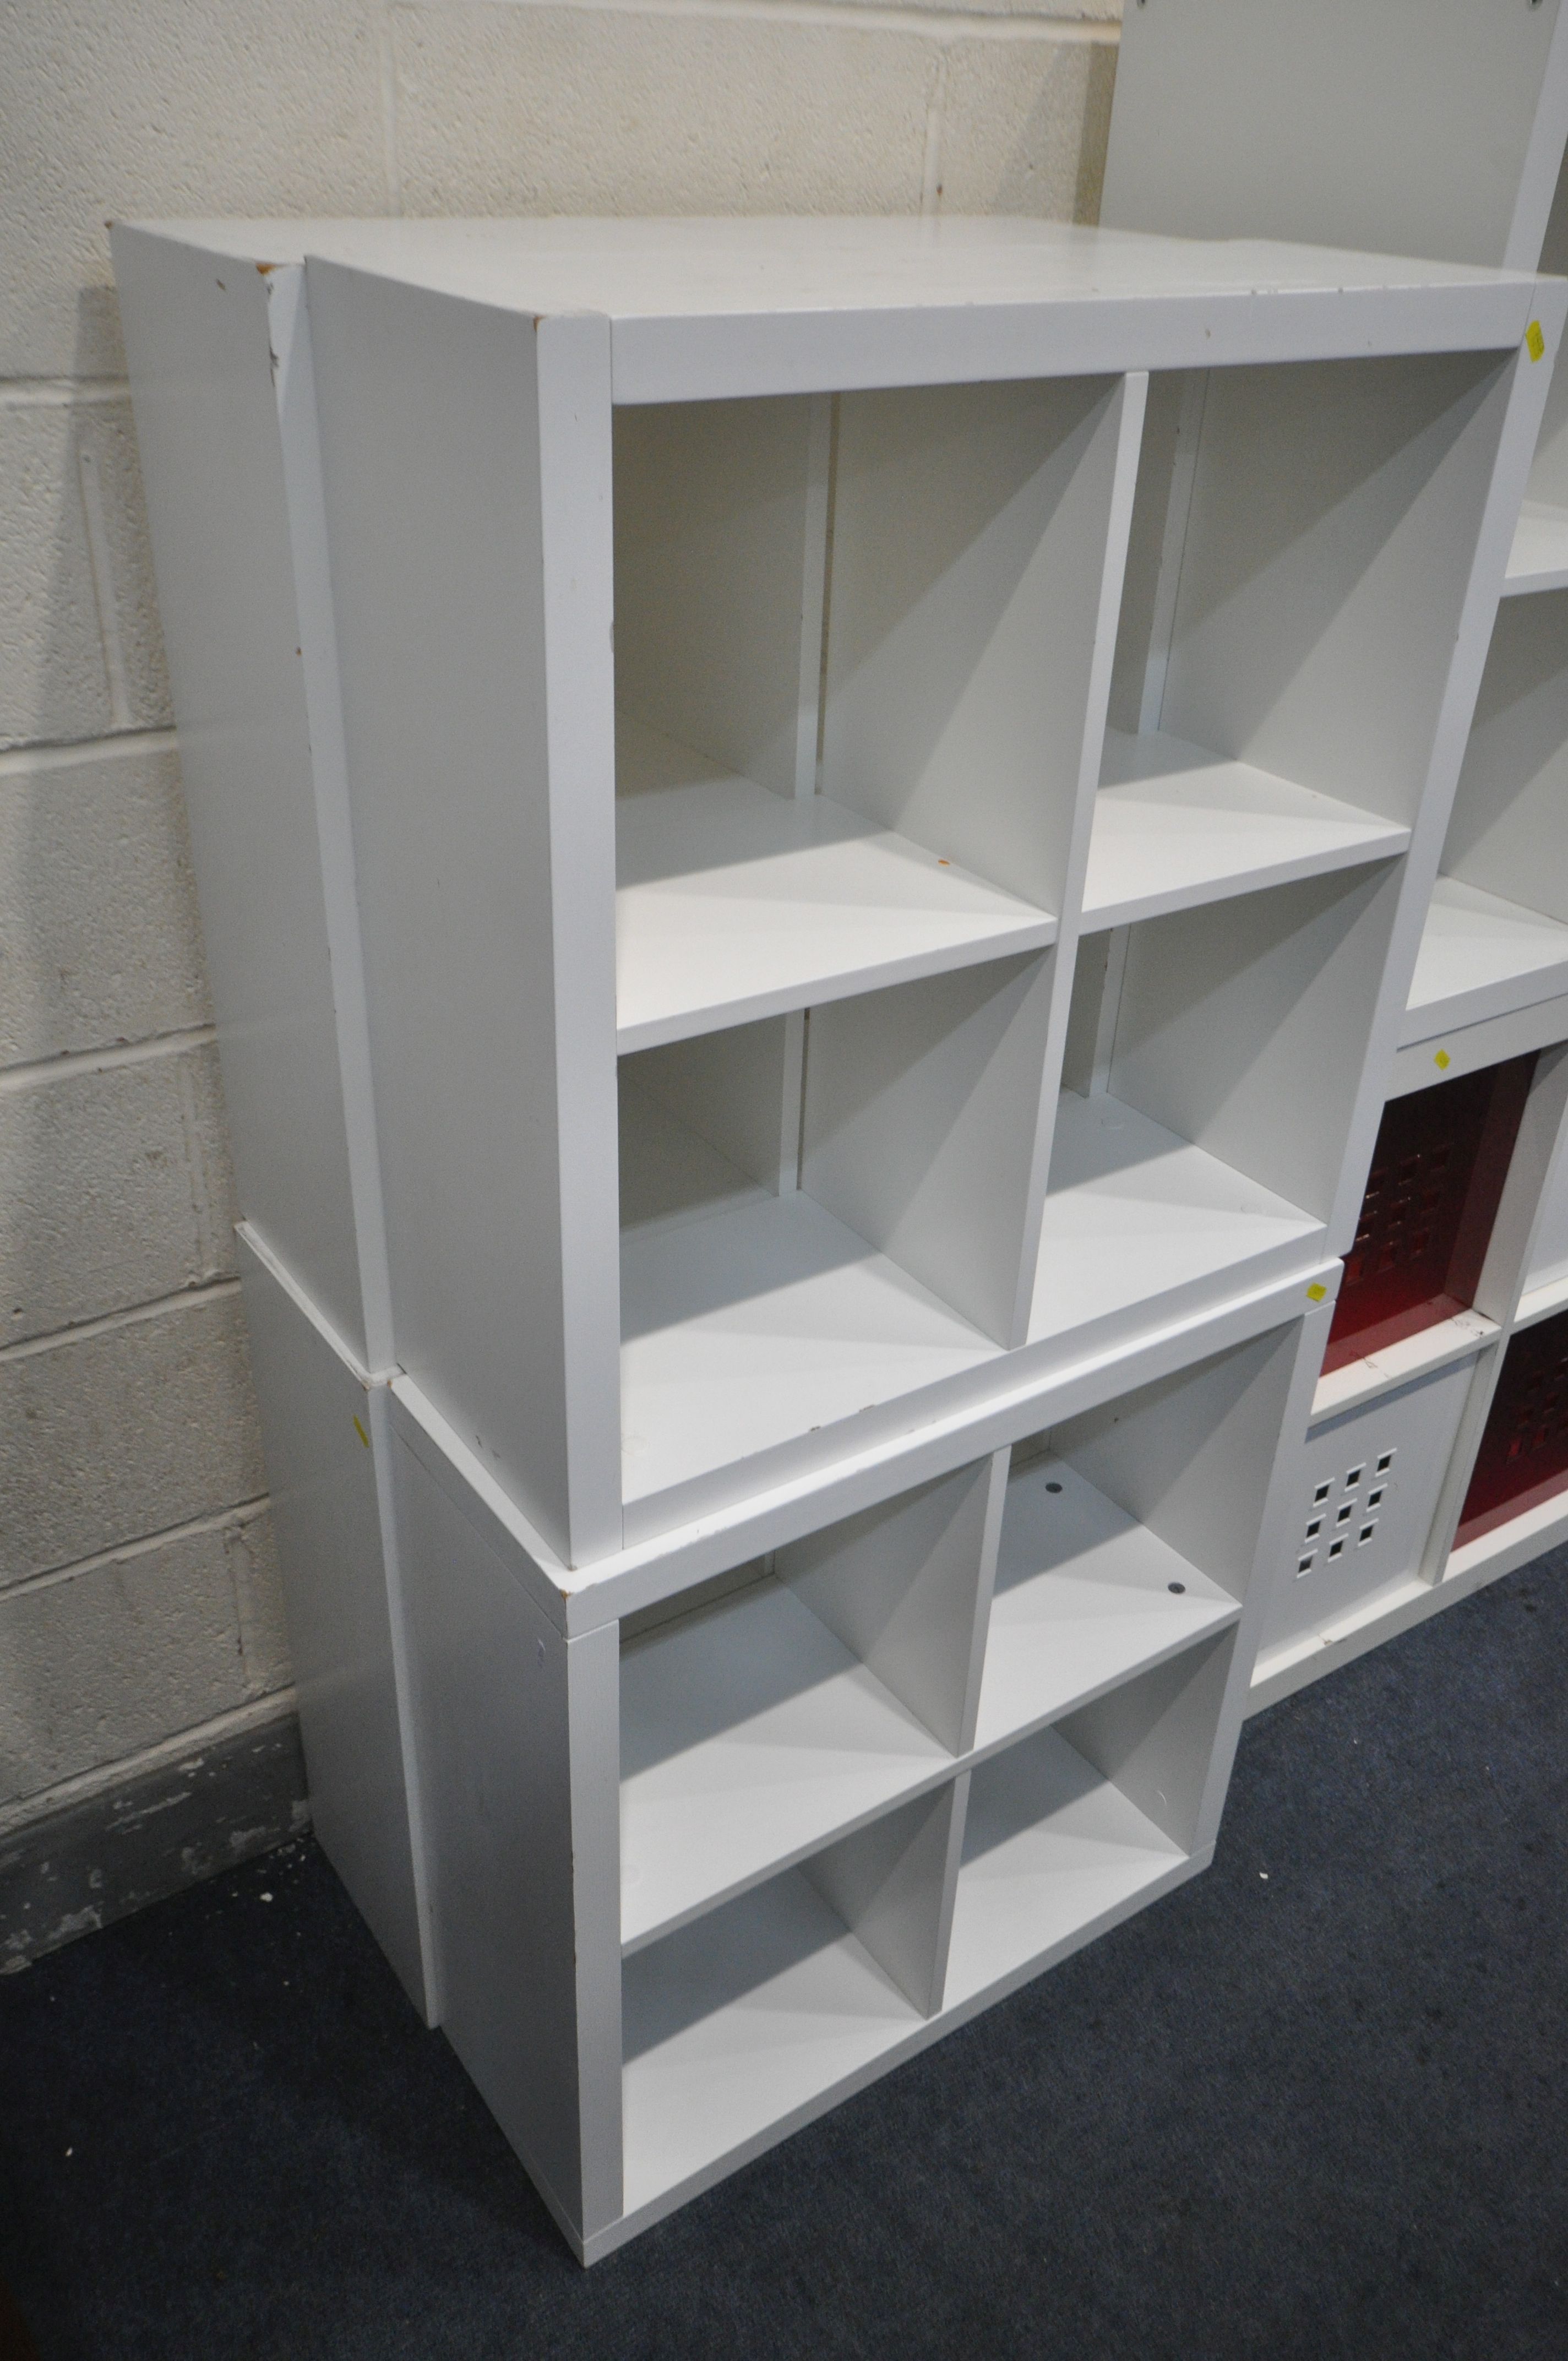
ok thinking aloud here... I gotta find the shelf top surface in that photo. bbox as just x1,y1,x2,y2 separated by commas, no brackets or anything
619,1573,951,1953
620,1190,1000,1509
1030,1090,1321,1344
616,720,1053,1050
1085,729,1409,929
123,216,1551,399
1402,872,1568,1040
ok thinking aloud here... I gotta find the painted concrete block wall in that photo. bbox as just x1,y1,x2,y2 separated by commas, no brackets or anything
0,0,1121,1895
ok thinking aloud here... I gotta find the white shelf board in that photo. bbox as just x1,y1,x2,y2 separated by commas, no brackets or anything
1515,1269,1568,1330
621,1865,921,2215
1502,503,1568,598
165,217,1543,407
620,1188,1001,1531
1446,1483,1568,1586
616,717,1055,1052
1401,874,1568,1045
1083,729,1408,931
1310,1308,1495,1422
973,1459,1239,1754
619,1576,952,1954
1028,1091,1322,1360
944,1725,1186,2009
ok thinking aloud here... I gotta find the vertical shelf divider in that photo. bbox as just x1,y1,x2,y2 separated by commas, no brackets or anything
777,1449,1009,1758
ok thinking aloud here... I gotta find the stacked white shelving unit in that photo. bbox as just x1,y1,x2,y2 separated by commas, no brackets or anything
112,215,1553,2258
1106,0,1568,1710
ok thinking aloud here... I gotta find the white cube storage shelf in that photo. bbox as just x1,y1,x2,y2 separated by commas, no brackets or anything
1250,1036,1568,1712
113,216,1555,2257
264,1222,1327,2256
1347,141,1568,1677
238,1206,1332,2254
1103,5,1568,1704
1405,573,1568,1052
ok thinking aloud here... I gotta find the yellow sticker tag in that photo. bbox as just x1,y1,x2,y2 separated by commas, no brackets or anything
1307,1283,1328,1303
352,1414,371,1448
1434,1048,1451,1070
1528,319,1547,363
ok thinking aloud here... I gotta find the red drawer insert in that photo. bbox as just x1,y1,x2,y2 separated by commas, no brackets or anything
1456,1307,1568,1546
1324,1054,1534,1375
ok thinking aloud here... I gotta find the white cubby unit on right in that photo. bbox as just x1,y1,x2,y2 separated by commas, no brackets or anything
1105,1,1568,1706
113,216,1557,2258
1249,1027,1568,1709
1387,144,1568,1076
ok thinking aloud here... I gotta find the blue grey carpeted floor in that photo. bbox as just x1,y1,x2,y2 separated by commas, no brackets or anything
2,1553,1565,2360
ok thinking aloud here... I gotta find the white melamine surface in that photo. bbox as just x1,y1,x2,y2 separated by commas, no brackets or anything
1083,730,1409,929
619,1577,952,1952
1104,0,1568,273
1504,502,1568,595
111,234,371,1362
1402,874,1568,1041
118,203,1550,2263
973,1460,1239,1754
1517,1271,1568,1328
620,1191,1000,1518
1030,1092,1322,1352
617,1073,768,1240
128,218,1539,407
621,1867,918,2212
944,1727,1185,2008
615,719,1054,1052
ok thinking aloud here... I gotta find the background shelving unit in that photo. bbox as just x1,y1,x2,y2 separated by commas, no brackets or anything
1105,0,1568,1711
115,215,1550,2259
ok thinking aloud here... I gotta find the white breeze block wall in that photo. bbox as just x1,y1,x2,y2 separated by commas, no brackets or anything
0,0,1120,1848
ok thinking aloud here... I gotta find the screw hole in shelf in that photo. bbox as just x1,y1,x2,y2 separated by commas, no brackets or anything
1046,1480,1063,1493
1168,1581,1186,1594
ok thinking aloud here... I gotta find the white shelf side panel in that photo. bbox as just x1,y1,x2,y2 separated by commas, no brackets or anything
110,231,371,1361
1085,729,1409,931
1402,874,1568,1044
304,263,625,1567
944,1724,1186,2010
1030,1091,1323,1357
619,1576,952,1954
615,718,1054,1053
974,1457,1239,1754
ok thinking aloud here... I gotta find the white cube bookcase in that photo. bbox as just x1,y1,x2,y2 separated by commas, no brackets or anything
1107,1,1568,1704
113,216,1554,2256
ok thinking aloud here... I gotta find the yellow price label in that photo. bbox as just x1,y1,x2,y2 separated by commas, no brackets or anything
1306,1283,1328,1303
1528,319,1547,363
352,1414,371,1448
1434,1048,1451,1070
